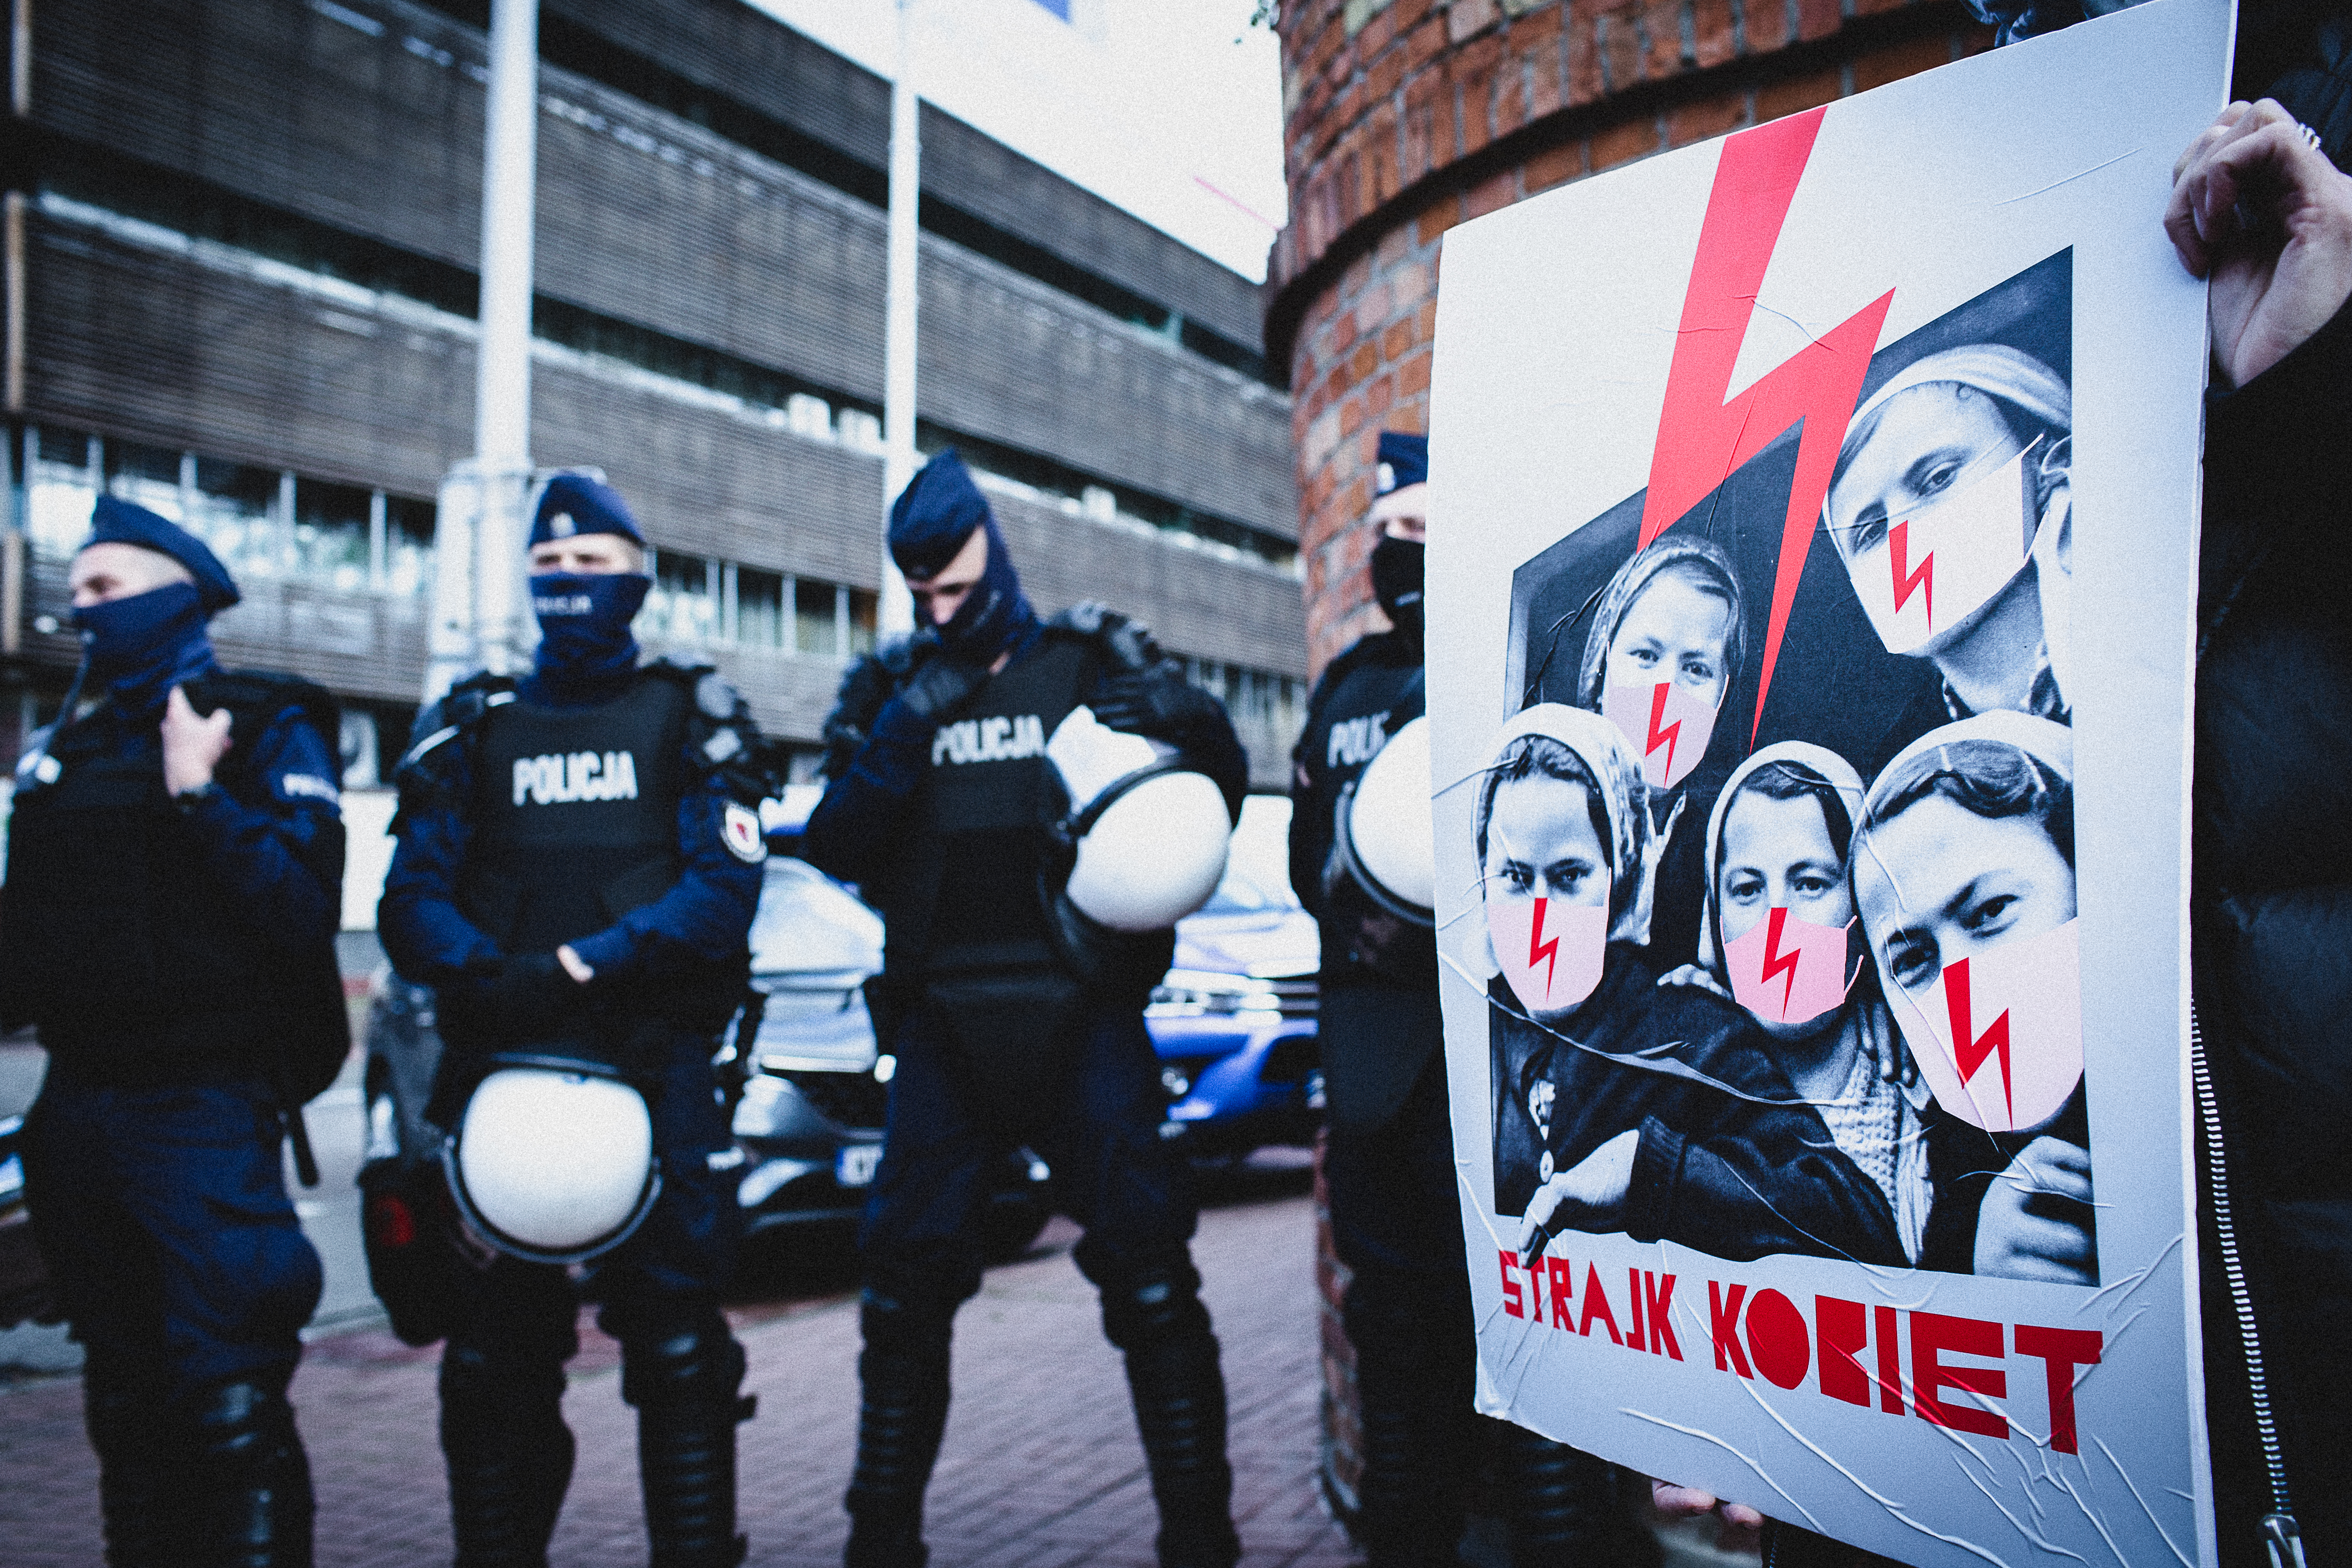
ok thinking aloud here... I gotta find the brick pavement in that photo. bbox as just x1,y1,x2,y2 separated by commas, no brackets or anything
0,1187,1359,1568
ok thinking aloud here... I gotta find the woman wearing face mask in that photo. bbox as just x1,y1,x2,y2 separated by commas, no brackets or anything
1482,707,1902,1267
1852,714,2094,1284
1571,536,1747,965
1824,345,2073,730
1667,744,1937,1263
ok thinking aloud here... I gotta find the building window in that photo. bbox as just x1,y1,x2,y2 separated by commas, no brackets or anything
737,567,786,650
645,549,720,644
294,478,372,593
848,589,877,656
793,579,837,656
23,427,98,559
188,456,286,583
383,496,436,597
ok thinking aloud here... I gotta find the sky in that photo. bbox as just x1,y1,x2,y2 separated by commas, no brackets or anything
744,0,1289,281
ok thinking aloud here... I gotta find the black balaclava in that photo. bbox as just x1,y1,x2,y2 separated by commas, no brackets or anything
1370,535,1425,644
888,450,1039,664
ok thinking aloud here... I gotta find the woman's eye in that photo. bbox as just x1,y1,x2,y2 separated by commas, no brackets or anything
1963,893,2018,935
1887,942,1934,989
1681,658,1715,684
1793,873,1835,898
1919,458,1963,498
1627,647,1658,667
1850,509,1888,554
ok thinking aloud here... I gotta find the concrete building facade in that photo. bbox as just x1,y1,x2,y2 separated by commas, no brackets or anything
3,0,1307,793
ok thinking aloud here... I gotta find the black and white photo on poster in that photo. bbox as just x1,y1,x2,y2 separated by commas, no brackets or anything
1424,2,2230,1560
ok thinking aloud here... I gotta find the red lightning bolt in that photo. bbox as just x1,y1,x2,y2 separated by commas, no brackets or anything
1942,957,2015,1126
1528,896,1560,999
1636,108,1895,745
1644,682,1681,780
1888,520,1934,628
1758,906,1802,1014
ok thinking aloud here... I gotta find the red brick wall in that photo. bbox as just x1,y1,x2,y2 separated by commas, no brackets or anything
1268,0,1994,677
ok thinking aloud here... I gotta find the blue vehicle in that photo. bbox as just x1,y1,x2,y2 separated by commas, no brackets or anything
1146,795,1322,1158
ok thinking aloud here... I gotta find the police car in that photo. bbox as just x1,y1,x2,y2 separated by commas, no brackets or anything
1144,796,1322,1157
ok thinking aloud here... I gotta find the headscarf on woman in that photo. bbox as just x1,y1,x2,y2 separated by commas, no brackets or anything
1698,741,1931,1260
1479,703,1655,949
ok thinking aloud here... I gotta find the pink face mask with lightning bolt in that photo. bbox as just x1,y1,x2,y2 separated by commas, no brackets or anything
1722,906,1857,1028
1885,917,2082,1132
1844,444,2043,656
1488,888,1611,1018
1603,680,1719,790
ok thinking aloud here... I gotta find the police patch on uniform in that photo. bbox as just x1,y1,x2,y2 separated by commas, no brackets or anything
722,801,766,863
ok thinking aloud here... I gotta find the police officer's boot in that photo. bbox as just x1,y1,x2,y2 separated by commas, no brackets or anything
187,1379,315,1568
623,1312,753,1568
440,1341,575,1568
1100,1253,1241,1568
842,1286,956,1568
1497,1425,1658,1568
1344,1274,1475,1568
83,1365,182,1568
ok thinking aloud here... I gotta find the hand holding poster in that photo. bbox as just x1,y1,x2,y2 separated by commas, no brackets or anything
1425,3,2230,1560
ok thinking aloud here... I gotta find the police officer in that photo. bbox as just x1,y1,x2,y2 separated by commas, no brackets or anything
803,451,1250,1568
378,474,768,1568
3,498,350,1568
1295,433,1652,1567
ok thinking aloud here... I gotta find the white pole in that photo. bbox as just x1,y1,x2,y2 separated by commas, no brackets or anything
878,0,920,638
426,0,540,700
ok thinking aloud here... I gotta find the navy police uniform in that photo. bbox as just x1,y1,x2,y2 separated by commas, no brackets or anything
801,451,1250,1568
2,499,347,1568
1295,435,1652,1568
377,474,766,1568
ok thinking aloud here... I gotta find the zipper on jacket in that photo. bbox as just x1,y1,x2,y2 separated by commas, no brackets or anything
2190,998,2306,1568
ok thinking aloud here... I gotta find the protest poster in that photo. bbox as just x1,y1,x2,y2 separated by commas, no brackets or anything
1423,1,2231,1560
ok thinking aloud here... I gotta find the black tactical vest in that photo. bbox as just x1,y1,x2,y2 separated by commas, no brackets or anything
456,674,687,953
1297,650,1435,987
0,675,350,1090
877,634,1095,979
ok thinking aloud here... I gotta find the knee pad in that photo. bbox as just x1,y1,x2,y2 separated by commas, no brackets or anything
857,1283,958,1362
441,1337,569,1426
620,1307,747,1413
1094,1249,1212,1353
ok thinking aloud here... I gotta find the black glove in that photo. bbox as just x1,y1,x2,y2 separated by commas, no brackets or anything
473,952,589,1038
1090,667,1220,741
897,651,992,720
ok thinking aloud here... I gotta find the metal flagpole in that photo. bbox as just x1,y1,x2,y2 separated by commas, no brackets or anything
879,0,920,638
428,0,541,700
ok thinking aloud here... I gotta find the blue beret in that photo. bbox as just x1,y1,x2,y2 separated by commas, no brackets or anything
1375,431,1428,495
83,496,240,612
532,473,645,547
888,450,991,579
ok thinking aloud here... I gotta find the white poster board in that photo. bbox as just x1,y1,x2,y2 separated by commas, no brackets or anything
1425,3,2229,1560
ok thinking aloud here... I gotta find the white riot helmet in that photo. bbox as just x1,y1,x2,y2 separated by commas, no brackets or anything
1046,706,1231,932
443,1058,662,1265
1337,714,1435,927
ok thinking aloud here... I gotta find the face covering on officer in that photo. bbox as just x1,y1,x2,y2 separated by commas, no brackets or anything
889,450,1039,667
73,581,213,711
530,571,651,687
524,473,654,698
1370,536,1425,643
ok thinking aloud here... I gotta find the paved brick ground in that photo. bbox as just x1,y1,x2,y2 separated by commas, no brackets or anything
0,1188,1358,1568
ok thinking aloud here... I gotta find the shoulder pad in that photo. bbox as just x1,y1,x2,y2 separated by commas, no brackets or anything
188,668,343,767
1047,603,1160,672
398,673,517,775
694,670,749,723
876,630,931,678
